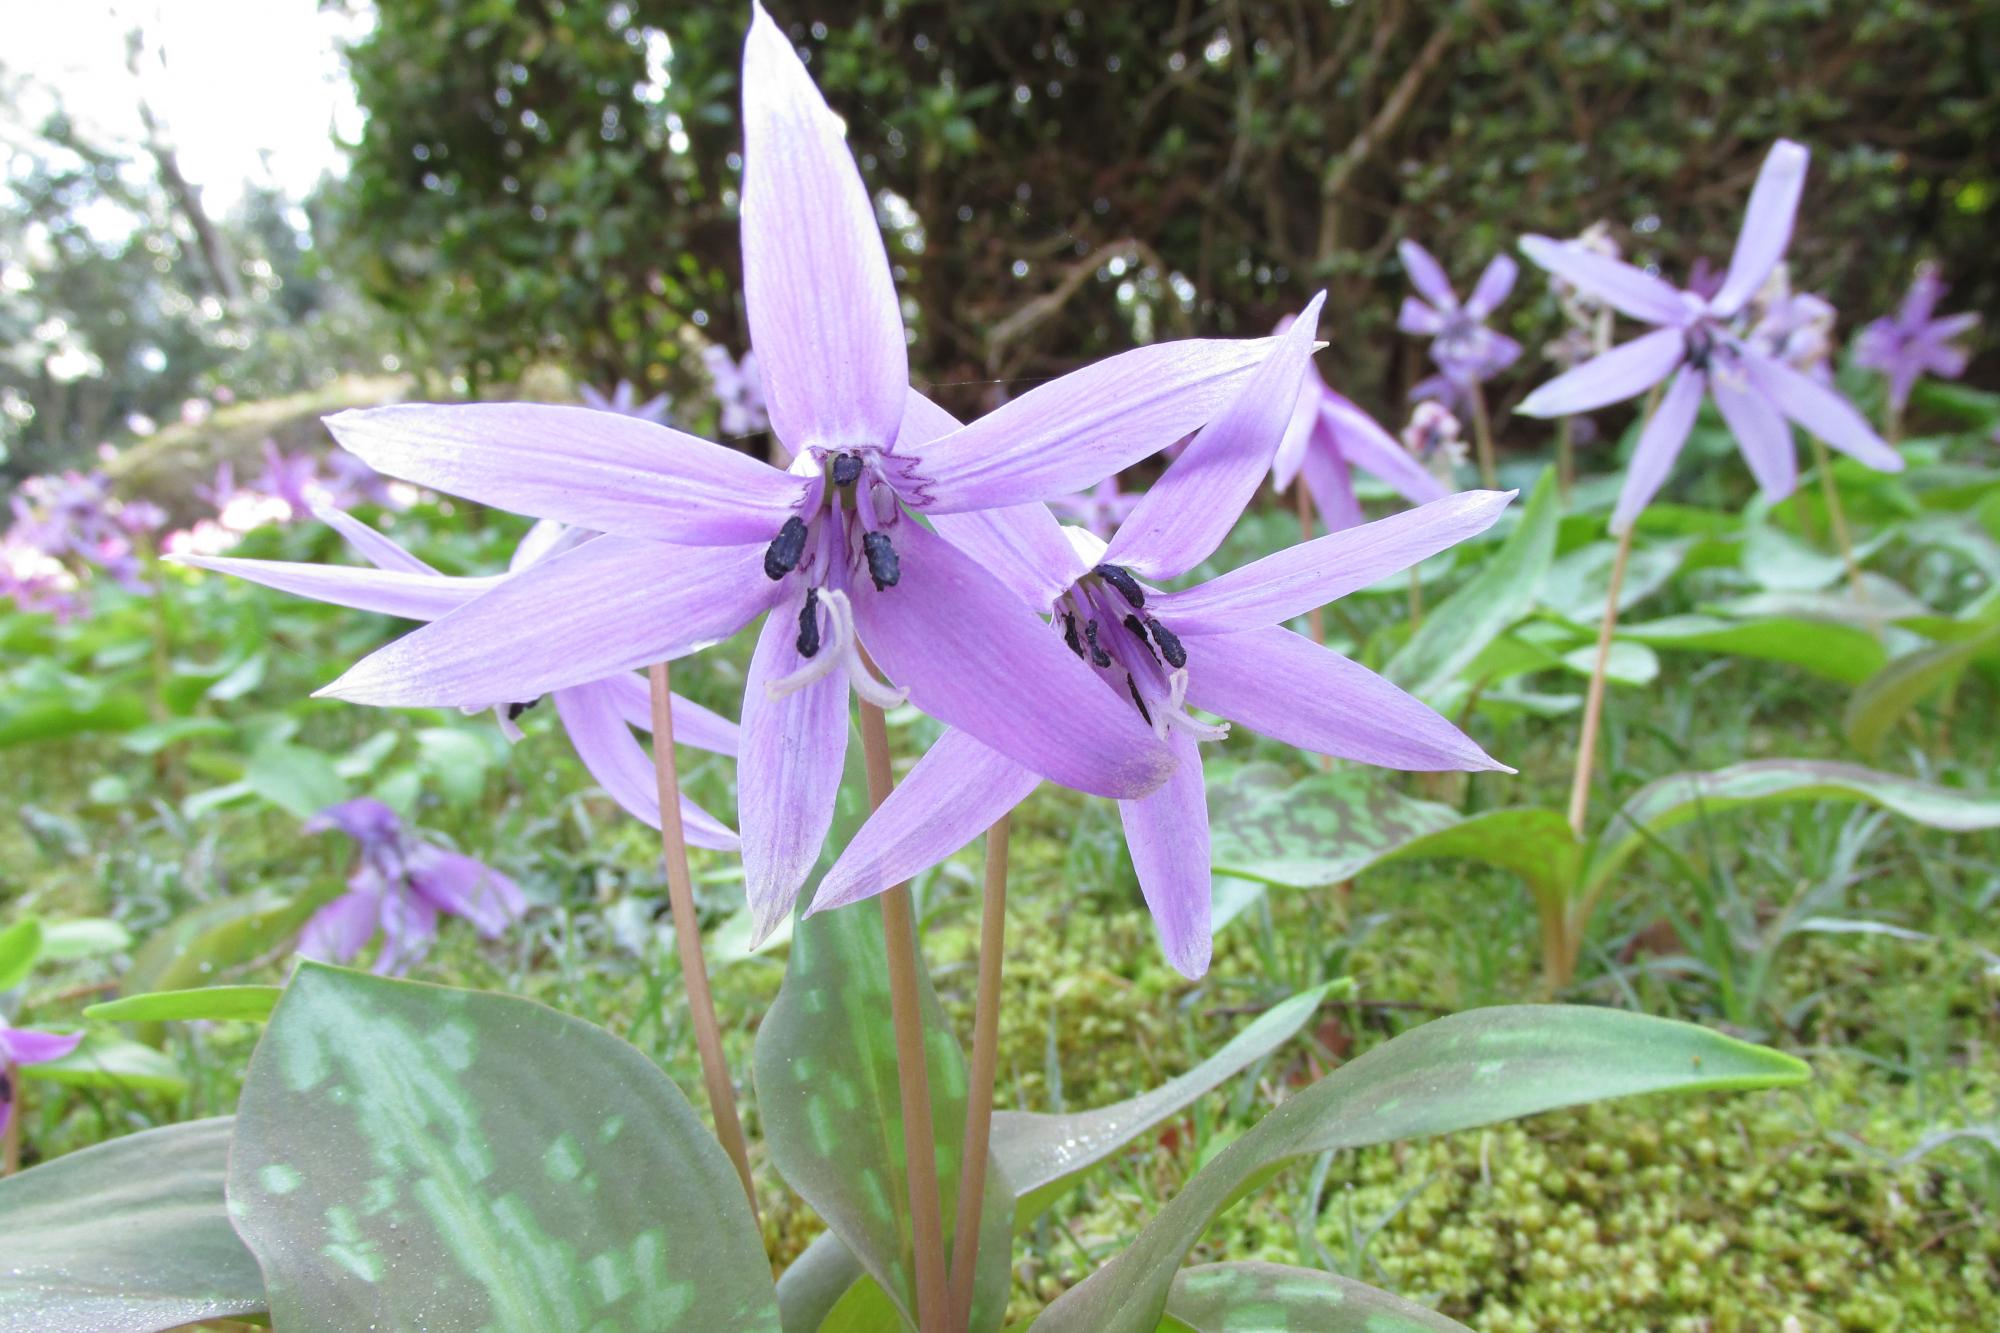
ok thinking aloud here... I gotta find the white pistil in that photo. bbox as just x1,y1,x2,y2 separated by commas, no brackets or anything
766,587,908,709
1161,668,1229,742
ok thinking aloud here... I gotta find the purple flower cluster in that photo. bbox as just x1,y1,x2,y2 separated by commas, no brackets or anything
301,797,527,975
1,470,163,618
1855,265,1979,415
1398,240,1521,409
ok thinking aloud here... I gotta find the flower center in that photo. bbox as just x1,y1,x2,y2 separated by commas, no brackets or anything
1057,562,1225,743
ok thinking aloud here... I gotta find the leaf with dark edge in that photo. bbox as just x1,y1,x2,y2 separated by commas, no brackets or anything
0,1118,266,1333
1034,1007,1808,1333
226,961,777,1332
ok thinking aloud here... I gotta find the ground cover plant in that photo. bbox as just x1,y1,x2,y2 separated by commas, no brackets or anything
1,3,1997,1331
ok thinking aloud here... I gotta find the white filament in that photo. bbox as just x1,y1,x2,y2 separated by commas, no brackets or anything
766,587,908,709
1160,667,1229,743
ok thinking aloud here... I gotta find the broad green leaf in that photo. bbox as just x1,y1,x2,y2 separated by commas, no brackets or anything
123,889,327,1014
227,962,777,1332
777,984,1334,1329
1586,759,2000,898
0,918,43,992
205,652,268,701
818,1277,905,1333
244,741,348,820
87,984,283,1024
1207,766,1459,889
416,725,495,806
0,1118,267,1332
1386,467,1559,700
119,717,235,755
754,897,1013,1333
40,916,134,960
1034,1007,1806,1333
1558,640,1659,687
1368,808,1581,916
1164,1262,1469,1332
24,1033,186,1096
1620,615,1886,684
1541,536,1687,623
0,692,148,748
1711,576,1932,628
997,984,1335,1227
1842,620,2000,758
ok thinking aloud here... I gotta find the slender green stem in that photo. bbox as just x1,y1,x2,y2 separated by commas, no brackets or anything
1565,524,1634,842
1554,416,1574,504
947,813,1011,1332
1809,434,1863,596
646,662,758,1223
857,695,950,1333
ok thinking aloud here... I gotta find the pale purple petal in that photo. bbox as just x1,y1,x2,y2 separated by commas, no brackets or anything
851,518,1174,799
373,890,440,976
510,518,579,572
1154,490,1514,635
314,506,437,575
550,680,739,850
407,846,525,937
327,404,805,545
741,3,906,452
1740,347,1904,472
1710,368,1798,501
1518,235,1692,327
0,1026,84,1066
1117,727,1213,979
1397,240,1457,308
1395,296,1445,337
1323,393,1449,505
1711,139,1810,318
905,389,1085,607
1610,366,1707,534
180,554,493,622
1107,293,1325,579
739,585,851,939
1184,625,1507,770
911,336,1283,513
1270,379,1320,492
1464,254,1518,319
297,889,383,964
1298,440,1364,533
321,538,777,708
1517,327,1686,417
597,671,740,756
811,728,1039,915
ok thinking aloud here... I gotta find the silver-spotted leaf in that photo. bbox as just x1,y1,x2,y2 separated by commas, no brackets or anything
1165,1262,1470,1332
227,961,777,1332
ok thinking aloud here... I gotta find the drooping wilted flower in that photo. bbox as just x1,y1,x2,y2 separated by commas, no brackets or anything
180,511,739,849
1274,311,1448,533
582,380,675,424
301,797,526,975
813,303,1512,976
1401,401,1468,486
702,345,768,438
306,3,1285,935
1517,139,1902,532
1855,264,1980,414
0,1018,83,1139
1398,239,1522,406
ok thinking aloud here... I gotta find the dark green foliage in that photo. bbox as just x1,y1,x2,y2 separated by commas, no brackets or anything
332,0,1996,419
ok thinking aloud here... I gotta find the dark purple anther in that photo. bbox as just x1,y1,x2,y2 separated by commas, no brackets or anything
797,587,822,658
1062,612,1083,658
1145,617,1187,669
1123,613,1158,663
505,697,543,721
1093,562,1145,608
863,530,900,590
764,515,809,579
1126,674,1153,726
1083,619,1112,668
831,453,863,487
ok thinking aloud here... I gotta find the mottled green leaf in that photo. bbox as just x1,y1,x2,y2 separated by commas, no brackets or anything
23,1033,185,1096
86,985,282,1024
122,889,325,1020
0,1118,267,1332
1711,575,1932,628
1842,620,2000,758
1558,640,1659,687
755,897,1012,1333
1164,1262,1469,1332
1386,467,1558,700
39,916,133,960
1035,1007,1807,1333
1620,615,1886,684
1207,766,1460,889
1586,759,2000,898
1541,536,1688,623
0,918,42,993
228,962,776,1332
1368,808,1580,915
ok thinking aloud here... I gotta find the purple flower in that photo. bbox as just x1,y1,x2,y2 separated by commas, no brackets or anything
1744,278,1837,383
301,797,527,975
702,346,769,438
1049,475,1142,540
1517,139,1902,532
322,449,404,511
582,380,675,425
1401,401,1469,485
303,4,1284,936
809,302,1512,976
3,470,152,595
179,511,740,850
1273,311,1450,533
0,1018,83,1139
1397,239,1522,394
254,441,326,520
1855,264,1980,414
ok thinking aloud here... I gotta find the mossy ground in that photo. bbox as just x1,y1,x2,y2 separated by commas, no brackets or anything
6,498,1998,1330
